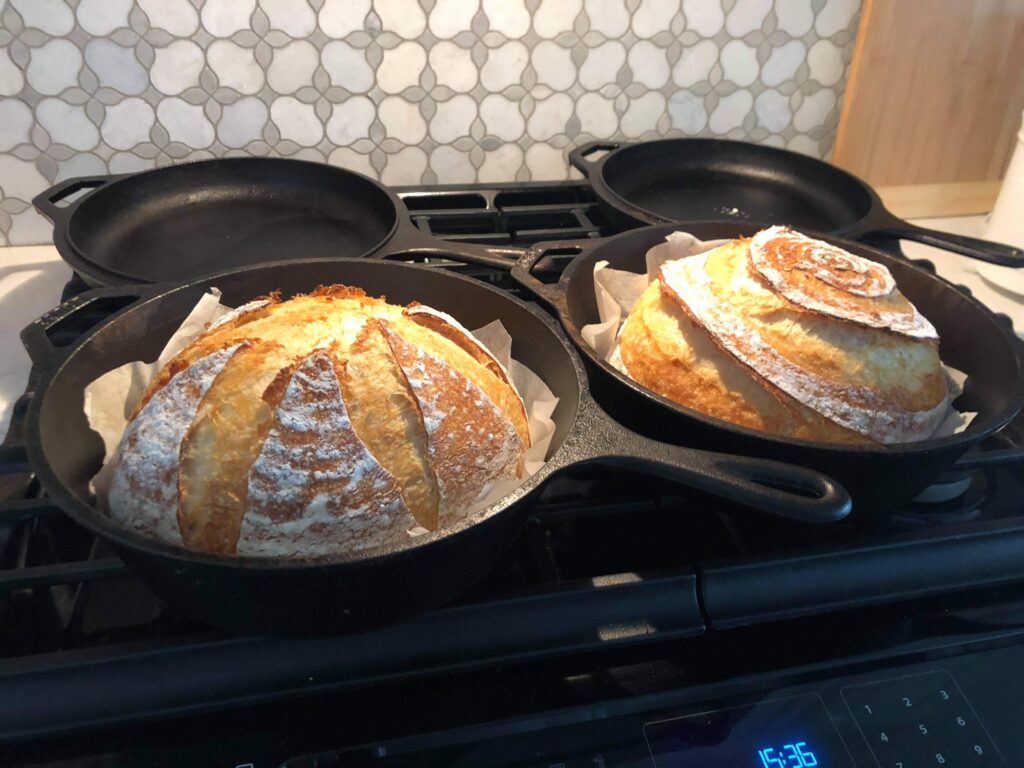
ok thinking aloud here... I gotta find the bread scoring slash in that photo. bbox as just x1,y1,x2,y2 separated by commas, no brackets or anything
106,286,529,558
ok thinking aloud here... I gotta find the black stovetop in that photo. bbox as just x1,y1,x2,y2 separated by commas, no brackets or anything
4,181,1024,768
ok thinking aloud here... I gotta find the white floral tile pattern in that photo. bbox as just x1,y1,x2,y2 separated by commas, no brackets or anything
0,0,861,244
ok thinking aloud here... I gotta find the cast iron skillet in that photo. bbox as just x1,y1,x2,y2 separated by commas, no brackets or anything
24,257,849,635
31,157,504,288
483,222,1024,514
569,139,1024,268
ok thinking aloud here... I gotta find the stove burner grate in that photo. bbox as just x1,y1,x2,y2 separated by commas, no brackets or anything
2,179,1024,742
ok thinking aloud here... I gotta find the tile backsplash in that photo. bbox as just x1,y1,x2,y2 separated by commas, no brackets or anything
0,0,861,245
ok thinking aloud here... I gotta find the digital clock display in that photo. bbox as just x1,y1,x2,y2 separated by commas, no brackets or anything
758,742,818,767
643,694,853,767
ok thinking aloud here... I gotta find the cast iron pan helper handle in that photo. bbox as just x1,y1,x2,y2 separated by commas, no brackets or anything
568,141,622,176
511,239,598,310
570,399,851,524
31,176,120,224
870,211,1024,268
21,286,157,372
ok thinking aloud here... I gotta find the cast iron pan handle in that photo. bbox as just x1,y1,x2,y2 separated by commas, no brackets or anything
435,240,525,270
510,238,599,310
567,399,851,524
952,447,1024,470
868,211,1024,267
409,237,597,307
375,230,524,271
568,141,621,176
32,176,115,223
21,286,158,372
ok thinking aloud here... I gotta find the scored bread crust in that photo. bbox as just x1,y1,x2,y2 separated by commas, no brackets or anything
132,294,282,419
749,226,937,339
381,321,524,528
176,339,293,553
342,319,441,530
106,285,528,557
392,308,530,446
403,304,529,438
618,231,949,445
108,343,246,545
238,350,414,557
618,281,860,442
404,304,518,389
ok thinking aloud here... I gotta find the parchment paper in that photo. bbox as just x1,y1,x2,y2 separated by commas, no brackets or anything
580,231,975,441
84,291,558,528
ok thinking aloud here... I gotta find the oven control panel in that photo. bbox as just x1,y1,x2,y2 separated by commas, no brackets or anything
841,671,1002,767
284,650,1019,768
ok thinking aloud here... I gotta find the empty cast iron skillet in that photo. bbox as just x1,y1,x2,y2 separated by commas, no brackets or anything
24,257,849,635
569,139,1024,268
32,157,505,288
496,222,1024,514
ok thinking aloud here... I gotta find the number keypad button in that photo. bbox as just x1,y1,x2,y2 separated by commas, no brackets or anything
842,672,1005,767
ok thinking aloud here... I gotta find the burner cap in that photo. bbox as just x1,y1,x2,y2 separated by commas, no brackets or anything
913,474,975,504
888,470,988,529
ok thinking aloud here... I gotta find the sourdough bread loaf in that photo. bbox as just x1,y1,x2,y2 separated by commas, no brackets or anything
617,227,948,445
106,286,529,558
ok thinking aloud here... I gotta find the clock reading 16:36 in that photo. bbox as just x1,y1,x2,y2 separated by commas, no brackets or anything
758,742,818,767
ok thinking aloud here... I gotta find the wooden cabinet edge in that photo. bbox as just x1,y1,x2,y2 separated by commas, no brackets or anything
877,181,1002,219
831,0,875,168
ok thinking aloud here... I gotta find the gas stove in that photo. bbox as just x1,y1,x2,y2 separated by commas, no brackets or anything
4,181,1024,768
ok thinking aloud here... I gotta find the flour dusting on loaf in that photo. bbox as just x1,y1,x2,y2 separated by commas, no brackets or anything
206,298,273,331
382,322,523,528
749,226,936,339
108,343,245,544
239,350,414,557
659,255,947,443
105,287,529,558
619,228,949,445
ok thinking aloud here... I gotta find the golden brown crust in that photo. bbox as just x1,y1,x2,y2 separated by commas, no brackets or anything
402,304,530,445
108,344,247,546
342,319,441,530
748,227,936,339
381,321,525,527
238,350,416,557
618,232,947,445
404,303,507,381
108,284,529,557
177,340,292,554
619,281,865,443
387,315,530,446
132,293,282,419
260,356,301,410
306,284,368,301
